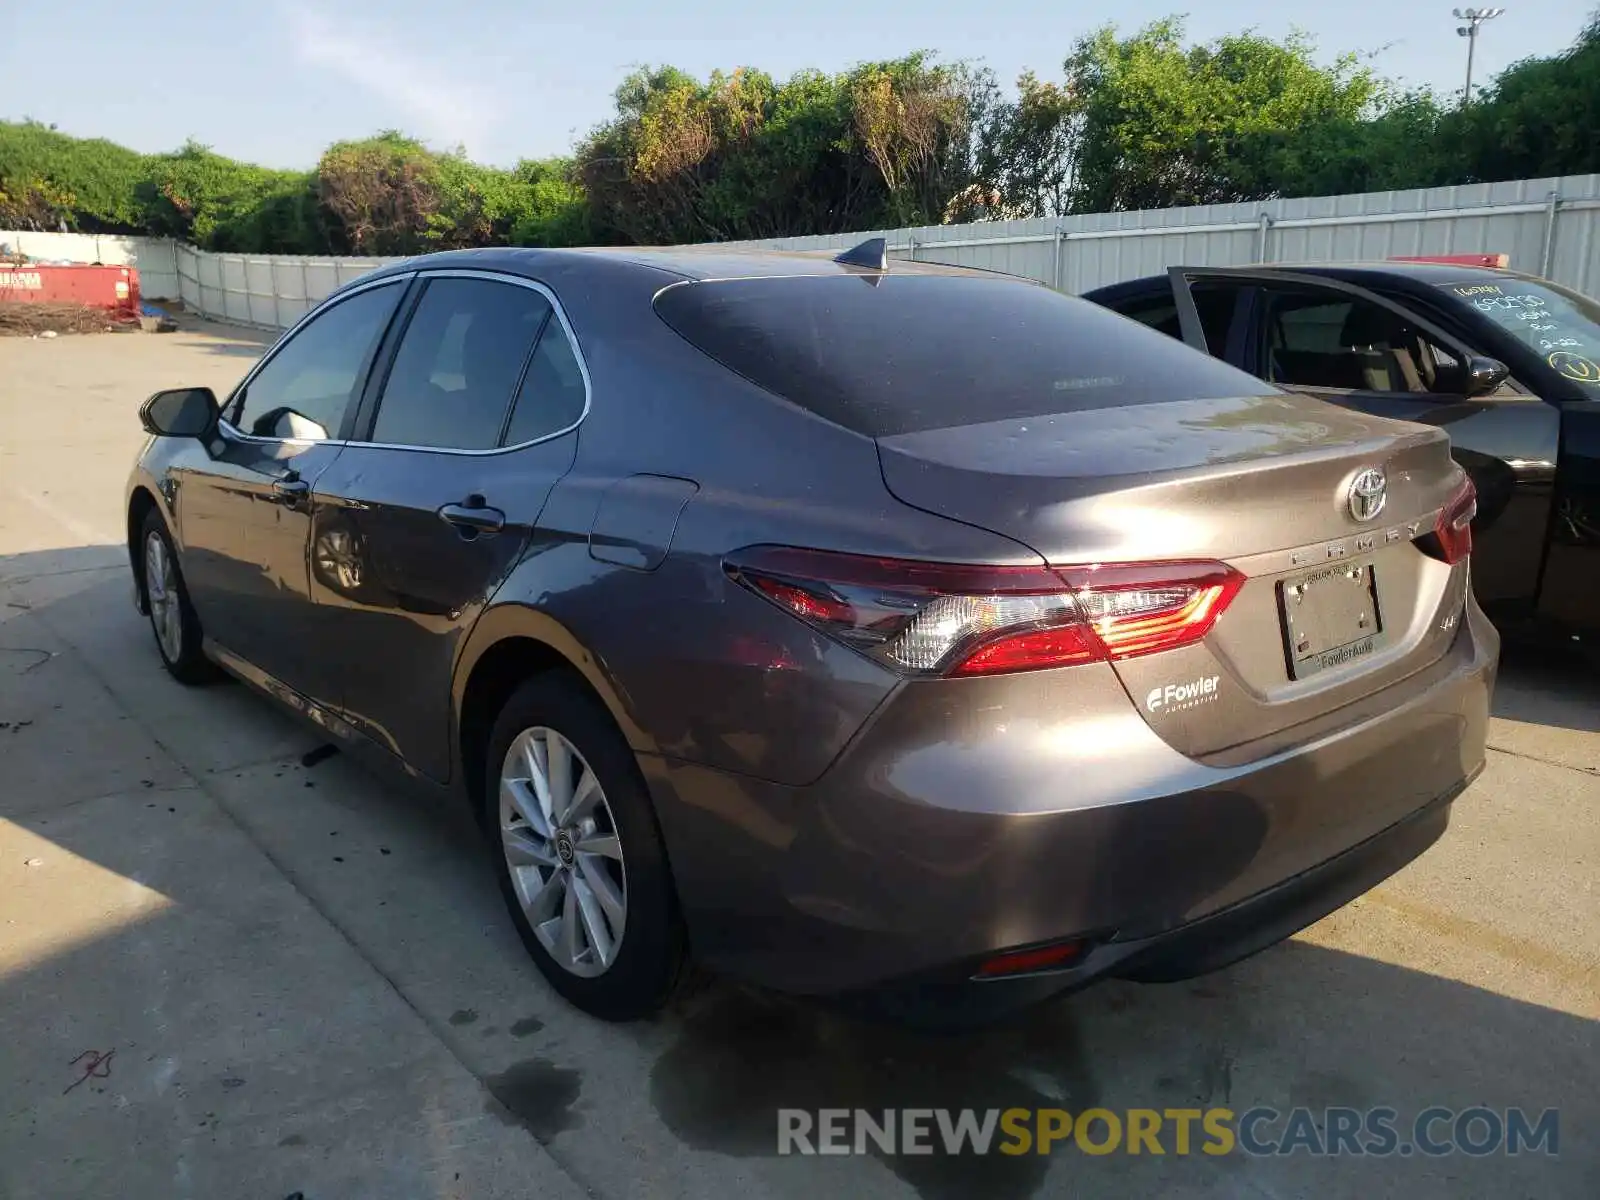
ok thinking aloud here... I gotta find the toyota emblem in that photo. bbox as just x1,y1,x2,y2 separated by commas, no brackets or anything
1348,468,1388,523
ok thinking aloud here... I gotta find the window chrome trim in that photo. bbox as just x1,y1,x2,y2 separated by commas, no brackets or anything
351,268,593,457
215,423,350,448
220,271,416,447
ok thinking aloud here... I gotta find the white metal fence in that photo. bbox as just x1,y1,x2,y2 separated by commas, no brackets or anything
171,244,399,329
8,172,1600,328
720,174,1600,299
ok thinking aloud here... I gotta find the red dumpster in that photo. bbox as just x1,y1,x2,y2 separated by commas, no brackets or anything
0,264,142,318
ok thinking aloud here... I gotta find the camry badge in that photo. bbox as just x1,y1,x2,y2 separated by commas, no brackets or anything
1348,468,1388,523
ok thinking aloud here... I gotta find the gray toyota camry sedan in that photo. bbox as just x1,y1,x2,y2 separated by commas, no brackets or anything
125,241,1496,1026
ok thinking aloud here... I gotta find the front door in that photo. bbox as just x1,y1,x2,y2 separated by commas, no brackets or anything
1539,397,1600,628
306,271,589,780
1169,268,1561,607
178,277,409,697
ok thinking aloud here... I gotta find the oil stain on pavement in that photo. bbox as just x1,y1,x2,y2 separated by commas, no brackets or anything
486,1058,584,1140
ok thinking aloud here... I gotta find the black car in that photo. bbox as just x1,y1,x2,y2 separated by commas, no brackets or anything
1085,263,1600,641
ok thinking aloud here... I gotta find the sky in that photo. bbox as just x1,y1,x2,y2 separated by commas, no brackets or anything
1,0,1594,168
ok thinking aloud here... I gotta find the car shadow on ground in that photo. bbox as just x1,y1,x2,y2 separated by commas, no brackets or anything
1491,640,1600,735
2,548,1594,1200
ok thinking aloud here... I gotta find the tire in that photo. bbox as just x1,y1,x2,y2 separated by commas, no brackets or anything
139,508,218,685
486,673,688,1021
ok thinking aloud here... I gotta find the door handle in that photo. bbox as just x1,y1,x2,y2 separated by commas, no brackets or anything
272,476,310,503
437,499,506,537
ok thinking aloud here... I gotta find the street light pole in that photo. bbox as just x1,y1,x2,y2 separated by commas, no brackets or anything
1454,7,1505,107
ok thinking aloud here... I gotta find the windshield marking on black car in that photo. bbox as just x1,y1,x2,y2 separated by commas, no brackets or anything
1441,279,1600,385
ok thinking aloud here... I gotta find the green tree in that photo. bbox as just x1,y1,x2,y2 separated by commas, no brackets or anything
1061,19,1382,211
574,55,989,244
1246,89,1459,196
142,141,323,252
970,71,1079,218
849,56,985,226
507,159,595,246
315,133,442,255
1460,14,1600,181
6,14,1600,252
315,134,593,253
0,119,148,230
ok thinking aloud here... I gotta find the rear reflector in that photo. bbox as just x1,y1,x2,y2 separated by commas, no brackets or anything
1428,476,1477,565
976,941,1085,977
724,546,1245,677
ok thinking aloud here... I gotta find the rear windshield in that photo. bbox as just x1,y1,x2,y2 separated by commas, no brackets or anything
653,274,1274,436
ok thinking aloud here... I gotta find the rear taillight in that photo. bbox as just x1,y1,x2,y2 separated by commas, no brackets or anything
1061,561,1245,660
1428,476,1477,565
724,546,1244,678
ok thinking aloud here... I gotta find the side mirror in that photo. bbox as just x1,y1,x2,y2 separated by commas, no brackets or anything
1463,357,1510,398
140,387,220,438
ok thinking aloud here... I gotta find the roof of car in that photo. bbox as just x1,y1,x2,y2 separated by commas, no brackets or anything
1265,261,1533,284
353,249,1550,303
1088,261,1544,295
360,244,1001,286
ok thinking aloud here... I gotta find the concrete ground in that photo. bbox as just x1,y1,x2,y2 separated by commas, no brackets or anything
0,325,1595,1200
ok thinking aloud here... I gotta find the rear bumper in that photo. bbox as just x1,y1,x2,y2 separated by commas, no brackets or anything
642,598,1497,1009
856,769,1468,1027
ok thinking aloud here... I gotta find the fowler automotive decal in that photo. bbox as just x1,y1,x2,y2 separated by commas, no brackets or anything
1315,636,1377,672
1146,675,1220,714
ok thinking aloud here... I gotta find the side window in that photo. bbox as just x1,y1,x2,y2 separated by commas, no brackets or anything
1374,291,1521,397
503,315,587,445
231,281,403,440
1264,290,1458,394
1118,286,1234,356
370,277,551,450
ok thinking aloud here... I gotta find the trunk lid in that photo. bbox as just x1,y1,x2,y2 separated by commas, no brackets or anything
877,393,1471,757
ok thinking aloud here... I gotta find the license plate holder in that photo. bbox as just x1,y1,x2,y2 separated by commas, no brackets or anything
1278,560,1383,680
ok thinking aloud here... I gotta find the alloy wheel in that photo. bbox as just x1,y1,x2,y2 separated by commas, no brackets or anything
499,726,628,978
144,531,182,663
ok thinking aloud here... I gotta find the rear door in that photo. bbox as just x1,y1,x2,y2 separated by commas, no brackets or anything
305,270,588,780
1169,267,1561,607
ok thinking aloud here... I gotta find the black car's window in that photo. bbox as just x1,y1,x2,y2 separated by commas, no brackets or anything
1116,285,1235,356
370,277,551,450
504,316,587,445
1261,289,1463,395
654,275,1271,437
1439,278,1600,388
230,281,403,440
